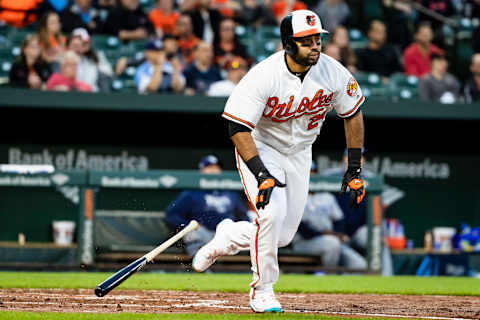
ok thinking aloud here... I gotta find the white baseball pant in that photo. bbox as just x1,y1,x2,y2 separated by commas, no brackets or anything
219,139,312,292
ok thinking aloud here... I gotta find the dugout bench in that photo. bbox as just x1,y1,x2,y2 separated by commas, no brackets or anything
0,170,384,274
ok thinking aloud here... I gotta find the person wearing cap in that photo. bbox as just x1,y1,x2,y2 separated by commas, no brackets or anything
59,0,104,34
207,57,248,96
67,28,113,92
192,9,366,312
135,39,186,94
418,53,460,103
164,155,253,256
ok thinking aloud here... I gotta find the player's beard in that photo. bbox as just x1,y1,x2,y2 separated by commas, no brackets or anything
291,50,320,67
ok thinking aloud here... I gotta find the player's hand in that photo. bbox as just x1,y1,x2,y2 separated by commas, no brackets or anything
255,171,286,210
341,167,365,208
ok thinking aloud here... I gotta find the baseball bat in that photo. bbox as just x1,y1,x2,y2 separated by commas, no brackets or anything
94,220,199,297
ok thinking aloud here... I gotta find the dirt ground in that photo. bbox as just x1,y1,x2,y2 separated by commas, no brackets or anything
1,289,479,319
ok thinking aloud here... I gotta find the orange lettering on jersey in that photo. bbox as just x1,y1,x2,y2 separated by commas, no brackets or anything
296,97,309,114
263,97,280,117
263,89,333,123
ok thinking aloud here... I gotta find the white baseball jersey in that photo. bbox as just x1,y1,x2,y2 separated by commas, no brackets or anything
210,9,366,298
222,50,365,154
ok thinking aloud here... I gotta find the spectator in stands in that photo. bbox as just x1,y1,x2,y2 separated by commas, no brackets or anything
46,50,93,92
462,0,480,19
93,0,116,9
416,0,455,47
176,14,200,64
60,0,104,34
185,0,223,45
355,20,402,81
382,0,414,51
403,22,443,78
207,56,247,96
211,0,240,18
291,160,367,269
462,53,480,103
40,0,70,13
473,24,480,53
235,0,277,28
103,0,154,41
135,39,186,94
9,34,52,89
37,11,66,65
164,154,252,256
330,25,357,73
213,18,251,68
418,53,459,103
0,0,42,28
67,28,113,92
313,0,350,32
183,41,222,95
271,0,307,24
149,0,180,38
323,42,341,61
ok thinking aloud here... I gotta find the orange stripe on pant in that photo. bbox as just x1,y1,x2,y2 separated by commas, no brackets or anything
235,149,260,298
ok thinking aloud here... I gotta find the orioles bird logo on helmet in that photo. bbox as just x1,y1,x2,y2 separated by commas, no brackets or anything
306,15,316,26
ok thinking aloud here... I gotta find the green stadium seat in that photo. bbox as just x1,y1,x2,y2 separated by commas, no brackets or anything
390,73,419,89
111,78,137,93
90,35,120,51
349,29,368,49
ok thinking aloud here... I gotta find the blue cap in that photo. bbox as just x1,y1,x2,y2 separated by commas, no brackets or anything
198,155,222,170
145,39,163,51
311,160,318,172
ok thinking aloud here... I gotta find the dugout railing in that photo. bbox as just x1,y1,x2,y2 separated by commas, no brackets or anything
0,169,383,273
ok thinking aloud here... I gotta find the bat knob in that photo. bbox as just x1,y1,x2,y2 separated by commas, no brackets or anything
94,286,106,297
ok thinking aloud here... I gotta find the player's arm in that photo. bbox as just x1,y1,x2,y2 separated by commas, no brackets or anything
342,110,365,208
228,121,285,210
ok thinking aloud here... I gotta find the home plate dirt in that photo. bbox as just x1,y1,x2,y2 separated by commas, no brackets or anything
1,289,480,319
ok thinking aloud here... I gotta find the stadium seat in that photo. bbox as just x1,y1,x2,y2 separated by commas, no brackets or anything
355,72,388,98
390,73,419,89
90,35,120,51
349,29,368,49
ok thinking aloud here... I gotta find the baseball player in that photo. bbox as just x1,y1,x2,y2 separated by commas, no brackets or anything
192,9,366,313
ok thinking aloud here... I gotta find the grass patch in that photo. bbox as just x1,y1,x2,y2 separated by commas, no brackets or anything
0,311,403,320
0,272,479,296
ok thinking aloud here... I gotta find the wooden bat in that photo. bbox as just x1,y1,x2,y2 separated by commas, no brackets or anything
94,220,199,297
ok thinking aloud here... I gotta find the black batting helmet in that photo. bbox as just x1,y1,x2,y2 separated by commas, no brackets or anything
280,10,328,56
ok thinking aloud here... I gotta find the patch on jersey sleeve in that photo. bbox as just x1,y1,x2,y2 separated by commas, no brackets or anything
346,77,359,97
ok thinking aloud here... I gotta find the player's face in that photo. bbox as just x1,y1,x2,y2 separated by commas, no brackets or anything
293,34,321,67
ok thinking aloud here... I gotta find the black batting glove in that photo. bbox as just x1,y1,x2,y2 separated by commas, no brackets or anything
341,148,366,208
341,167,365,208
255,170,286,210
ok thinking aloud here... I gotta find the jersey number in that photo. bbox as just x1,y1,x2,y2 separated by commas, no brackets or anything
307,112,326,130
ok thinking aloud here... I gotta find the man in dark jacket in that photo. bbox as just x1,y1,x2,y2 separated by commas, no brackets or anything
103,0,154,41
186,0,222,44
462,53,480,103
60,0,105,34
355,20,402,80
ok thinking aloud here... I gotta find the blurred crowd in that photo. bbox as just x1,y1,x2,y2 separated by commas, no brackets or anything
1,0,480,103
